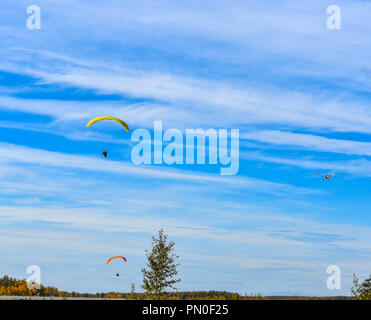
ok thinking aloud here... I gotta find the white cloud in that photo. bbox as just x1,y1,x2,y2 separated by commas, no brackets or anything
1,64,371,138
0,142,317,194
242,150,371,176
243,130,371,156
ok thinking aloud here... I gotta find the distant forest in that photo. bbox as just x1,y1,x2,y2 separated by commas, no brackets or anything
0,276,350,300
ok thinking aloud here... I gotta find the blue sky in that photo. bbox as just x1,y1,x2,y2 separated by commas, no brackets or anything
0,0,370,296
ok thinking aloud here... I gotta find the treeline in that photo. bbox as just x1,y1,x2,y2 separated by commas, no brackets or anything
1,275,60,297
0,277,241,299
0,276,123,298
0,276,351,300
163,292,350,300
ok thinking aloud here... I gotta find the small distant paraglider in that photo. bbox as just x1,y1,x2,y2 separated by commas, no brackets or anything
316,173,338,181
86,116,130,158
106,256,127,278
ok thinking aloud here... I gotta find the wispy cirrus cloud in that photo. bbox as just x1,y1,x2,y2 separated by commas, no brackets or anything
243,130,371,157
1,64,371,136
242,151,371,176
1,204,370,250
0,142,317,195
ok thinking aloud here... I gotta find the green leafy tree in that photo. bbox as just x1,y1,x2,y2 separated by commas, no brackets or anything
351,274,371,300
142,229,181,299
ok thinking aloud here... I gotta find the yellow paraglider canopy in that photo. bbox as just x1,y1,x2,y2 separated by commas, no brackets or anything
86,116,129,132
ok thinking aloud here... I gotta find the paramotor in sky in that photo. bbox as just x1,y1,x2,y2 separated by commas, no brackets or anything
86,116,129,158
316,173,338,181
